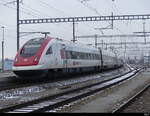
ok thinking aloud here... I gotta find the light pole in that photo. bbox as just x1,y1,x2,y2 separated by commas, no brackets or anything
1,26,4,72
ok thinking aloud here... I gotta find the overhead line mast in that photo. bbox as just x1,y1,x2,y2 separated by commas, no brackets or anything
17,0,19,51
19,14,150,24
2,1,150,52
17,14,150,51
13,0,150,51
3,0,21,51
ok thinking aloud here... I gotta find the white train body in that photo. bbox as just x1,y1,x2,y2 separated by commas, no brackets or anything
12,37,123,78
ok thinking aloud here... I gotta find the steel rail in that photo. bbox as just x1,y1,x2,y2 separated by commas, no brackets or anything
0,67,125,92
112,81,150,113
0,67,140,113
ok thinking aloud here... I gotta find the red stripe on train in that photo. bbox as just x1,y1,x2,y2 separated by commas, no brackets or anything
13,37,52,66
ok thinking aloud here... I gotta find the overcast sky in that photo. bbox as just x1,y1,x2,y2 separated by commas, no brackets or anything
0,0,150,59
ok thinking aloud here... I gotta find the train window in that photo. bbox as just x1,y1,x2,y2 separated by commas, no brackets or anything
87,54,90,60
46,46,52,55
87,53,89,59
65,51,71,59
71,51,77,59
92,54,94,60
96,54,100,60
69,51,73,59
94,54,97,60
82,53,84,59
76,52,80,59
20,44,41,57
20,38,44,57
93,54,95,60
63,51,102,60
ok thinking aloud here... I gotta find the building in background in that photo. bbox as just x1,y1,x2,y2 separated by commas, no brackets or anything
0,58,13,71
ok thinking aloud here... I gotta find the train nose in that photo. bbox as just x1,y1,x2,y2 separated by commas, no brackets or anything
33,56,40,65
13,56,40,66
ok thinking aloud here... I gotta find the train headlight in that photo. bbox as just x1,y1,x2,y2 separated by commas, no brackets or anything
15,57,18,62
33,56,40,65
34,57,39,62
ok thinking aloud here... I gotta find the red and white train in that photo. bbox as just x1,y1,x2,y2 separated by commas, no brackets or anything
12,37,123,79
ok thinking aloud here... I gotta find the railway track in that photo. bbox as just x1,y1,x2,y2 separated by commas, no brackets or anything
0,67,140,113
112,80,150,113
0,67,126,92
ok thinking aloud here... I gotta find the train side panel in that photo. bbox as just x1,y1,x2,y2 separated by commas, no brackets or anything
12,37,123,79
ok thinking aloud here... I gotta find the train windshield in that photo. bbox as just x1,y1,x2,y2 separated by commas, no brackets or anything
20,38,44,57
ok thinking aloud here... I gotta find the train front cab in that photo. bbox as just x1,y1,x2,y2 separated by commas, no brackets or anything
12,37,51,78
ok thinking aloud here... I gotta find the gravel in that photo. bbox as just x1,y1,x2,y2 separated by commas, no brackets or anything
0,67,128,110
56,68,150,113
122,85,150,113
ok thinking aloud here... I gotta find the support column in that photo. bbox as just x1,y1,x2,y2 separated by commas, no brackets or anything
72,20,76,42
17,0,20,51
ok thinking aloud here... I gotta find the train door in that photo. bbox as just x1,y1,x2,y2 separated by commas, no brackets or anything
99,48,103,68
53,43,59,68
44,45,55,69
61,44,68,69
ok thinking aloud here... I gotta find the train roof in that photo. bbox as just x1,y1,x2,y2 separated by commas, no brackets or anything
26,37,117,56
46,37,117,56
101,49,116,57
50,37,100,53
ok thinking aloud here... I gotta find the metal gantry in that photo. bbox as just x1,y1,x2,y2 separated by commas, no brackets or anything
97,41,150,46
76,34,150,48
20,32,50,38
17,2,150,51
76,34,150,38
19,14,150,24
